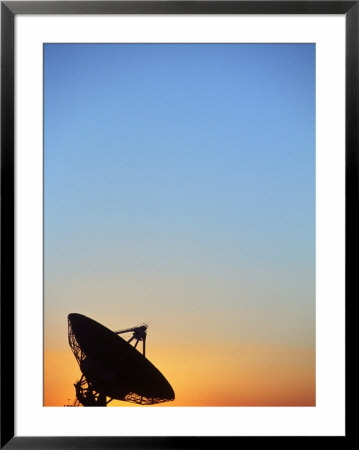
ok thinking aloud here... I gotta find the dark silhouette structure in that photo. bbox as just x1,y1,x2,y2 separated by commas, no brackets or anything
67,313,175,406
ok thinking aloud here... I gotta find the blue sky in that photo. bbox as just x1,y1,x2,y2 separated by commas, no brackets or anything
44,43,315,276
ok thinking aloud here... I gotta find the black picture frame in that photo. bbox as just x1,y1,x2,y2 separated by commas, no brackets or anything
1,1,355,447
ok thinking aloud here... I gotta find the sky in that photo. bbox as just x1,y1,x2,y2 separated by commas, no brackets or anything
44,43,315,407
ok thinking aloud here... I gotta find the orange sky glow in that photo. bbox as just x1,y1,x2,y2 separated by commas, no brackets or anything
44,340,315,407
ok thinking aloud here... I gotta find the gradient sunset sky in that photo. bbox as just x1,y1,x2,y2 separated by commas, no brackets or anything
44,43,315,407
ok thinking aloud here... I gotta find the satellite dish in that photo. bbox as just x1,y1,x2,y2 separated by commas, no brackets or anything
67,313,175,406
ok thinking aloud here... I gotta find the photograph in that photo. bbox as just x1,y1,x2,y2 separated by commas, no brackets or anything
43,42,316,408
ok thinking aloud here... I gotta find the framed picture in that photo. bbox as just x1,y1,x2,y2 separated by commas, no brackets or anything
1,1,354,447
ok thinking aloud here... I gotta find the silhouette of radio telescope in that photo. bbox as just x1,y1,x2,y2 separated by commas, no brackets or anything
68,313,175,406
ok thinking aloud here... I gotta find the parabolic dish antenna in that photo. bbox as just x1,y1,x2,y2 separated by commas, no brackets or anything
67,313,175,406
